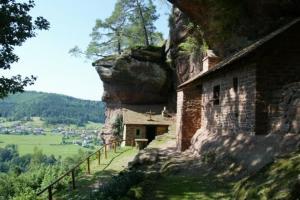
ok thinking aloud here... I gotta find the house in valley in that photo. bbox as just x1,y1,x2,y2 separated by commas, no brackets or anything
176,19,300,151
121,105,173,146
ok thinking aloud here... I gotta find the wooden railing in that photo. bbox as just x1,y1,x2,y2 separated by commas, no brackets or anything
37,139,134,200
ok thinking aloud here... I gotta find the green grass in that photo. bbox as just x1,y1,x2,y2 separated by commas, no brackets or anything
0,134,88,158
56,146,139,200
138,175,232,200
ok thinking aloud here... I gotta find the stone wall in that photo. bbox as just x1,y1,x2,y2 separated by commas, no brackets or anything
201,64,257,136
177,87,202,151
123,125,146,146
177,62,257,150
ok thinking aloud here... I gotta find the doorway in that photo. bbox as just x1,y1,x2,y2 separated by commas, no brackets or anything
146,125,156,144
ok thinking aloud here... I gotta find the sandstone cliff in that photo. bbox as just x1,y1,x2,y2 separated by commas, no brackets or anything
93,46,175,141
168,0,300,58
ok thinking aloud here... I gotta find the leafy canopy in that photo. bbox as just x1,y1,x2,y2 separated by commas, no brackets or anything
70,0,163,60
0,0,50,98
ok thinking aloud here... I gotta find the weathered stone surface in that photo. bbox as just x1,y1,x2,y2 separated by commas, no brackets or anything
169,8,204,84
189,128,300,176
168,0,300,57
94,47,174,143
271,82,300,134
94,47,171,104
99,102,122,143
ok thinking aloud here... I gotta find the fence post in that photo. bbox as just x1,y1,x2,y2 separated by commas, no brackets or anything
87,157,91,174
104,144,108,159
71,170,76,189
114,141,117,153
48,186,53,200
98,150,101,165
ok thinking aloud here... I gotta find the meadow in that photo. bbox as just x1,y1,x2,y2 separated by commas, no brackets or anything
0,133,90,158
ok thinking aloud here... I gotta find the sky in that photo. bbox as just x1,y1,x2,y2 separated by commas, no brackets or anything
2,0,171,101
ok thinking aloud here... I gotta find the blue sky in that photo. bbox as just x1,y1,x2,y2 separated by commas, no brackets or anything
2,0,171,101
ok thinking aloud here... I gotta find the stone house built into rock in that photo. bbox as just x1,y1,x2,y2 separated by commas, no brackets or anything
176,19,300,151
121,106,173,146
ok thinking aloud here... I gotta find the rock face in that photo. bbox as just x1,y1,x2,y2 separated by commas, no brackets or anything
189,128,300,176
168,0,300,57
169,8,204,84
94,47,171,104
94,46,175,141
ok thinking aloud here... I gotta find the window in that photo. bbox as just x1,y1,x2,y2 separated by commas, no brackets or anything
136,129,140,137
233,77,238,93
213,85,220,105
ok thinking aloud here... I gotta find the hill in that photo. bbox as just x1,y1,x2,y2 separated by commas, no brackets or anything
0,91,105,125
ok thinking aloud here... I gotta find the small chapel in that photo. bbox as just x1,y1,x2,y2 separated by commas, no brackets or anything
121,105,173,146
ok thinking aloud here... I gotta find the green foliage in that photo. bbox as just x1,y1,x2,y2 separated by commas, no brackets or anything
71,0,163,60
0,0,50,98
0,145,90,200
179,23,208,56
112,115,123,138
0,91,105,125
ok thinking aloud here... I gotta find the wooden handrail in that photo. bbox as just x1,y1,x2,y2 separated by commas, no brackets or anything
37,139,133,199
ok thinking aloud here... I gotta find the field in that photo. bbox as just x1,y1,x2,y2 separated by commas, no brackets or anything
0,134,92,158
0,117,103,158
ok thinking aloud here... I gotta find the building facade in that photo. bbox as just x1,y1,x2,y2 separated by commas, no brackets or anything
177,19,300,151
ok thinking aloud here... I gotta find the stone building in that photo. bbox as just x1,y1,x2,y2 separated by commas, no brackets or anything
121,105,173,146
176,19,300,151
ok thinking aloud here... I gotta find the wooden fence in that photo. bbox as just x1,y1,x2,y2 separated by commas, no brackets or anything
37,139,134,200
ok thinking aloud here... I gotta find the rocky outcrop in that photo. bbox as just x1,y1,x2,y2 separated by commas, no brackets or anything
94,46,175,141
189,127,300,176
169,8,204,84
168,0,300,57
94,46,171,104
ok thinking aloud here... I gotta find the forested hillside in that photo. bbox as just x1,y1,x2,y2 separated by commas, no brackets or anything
0,91,105,125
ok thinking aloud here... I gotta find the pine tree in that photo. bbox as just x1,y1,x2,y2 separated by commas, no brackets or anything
70,1,127,59
122,0,161,46
70,0,163,59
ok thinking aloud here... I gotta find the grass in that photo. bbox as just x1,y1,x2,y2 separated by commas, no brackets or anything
56,146,139,200
0,117,103,158
136,174,233,200
0,134,88,158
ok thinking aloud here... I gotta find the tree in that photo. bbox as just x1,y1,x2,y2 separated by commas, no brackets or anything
112,115,123,138
69,0,127,59
122,0,161,47
0,0,50,99
70,0,163,60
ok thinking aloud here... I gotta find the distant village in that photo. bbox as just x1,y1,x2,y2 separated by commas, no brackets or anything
0,122,101,148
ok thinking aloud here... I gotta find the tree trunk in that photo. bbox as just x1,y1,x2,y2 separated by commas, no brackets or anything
117,31,122,54
135,0,150,46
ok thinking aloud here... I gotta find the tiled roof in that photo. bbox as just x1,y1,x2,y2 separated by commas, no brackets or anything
122,105,173,125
